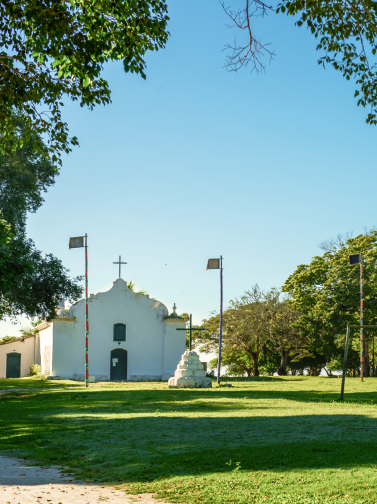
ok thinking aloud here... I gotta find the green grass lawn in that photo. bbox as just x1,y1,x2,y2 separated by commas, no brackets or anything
1,376,377,503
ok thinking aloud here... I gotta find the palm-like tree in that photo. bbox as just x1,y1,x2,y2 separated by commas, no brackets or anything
19,318,42,337
126,280,147,295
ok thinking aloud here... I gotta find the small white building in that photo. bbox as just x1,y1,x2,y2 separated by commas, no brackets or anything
0,279,186,381
0,334,41,379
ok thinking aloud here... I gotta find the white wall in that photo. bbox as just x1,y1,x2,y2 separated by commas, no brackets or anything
39,325,53,375
52,279,186,380
163,319,186,378
0,335,40,378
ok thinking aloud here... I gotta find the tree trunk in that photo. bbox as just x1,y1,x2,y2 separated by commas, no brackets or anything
250,352,259,376
290,368,296,376
364,339,370,377
277,349,289,375
309,366,323,376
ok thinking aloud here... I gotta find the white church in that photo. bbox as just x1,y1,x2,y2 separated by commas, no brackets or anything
0,279,187,381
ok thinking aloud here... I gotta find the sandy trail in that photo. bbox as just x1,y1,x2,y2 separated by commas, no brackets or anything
0,456,169,504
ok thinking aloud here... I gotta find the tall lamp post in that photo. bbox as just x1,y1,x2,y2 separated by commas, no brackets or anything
69,234,89,388
349,253,364,381
206,256,223,384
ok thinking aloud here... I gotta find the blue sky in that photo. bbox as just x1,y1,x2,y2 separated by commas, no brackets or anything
1,0,377,336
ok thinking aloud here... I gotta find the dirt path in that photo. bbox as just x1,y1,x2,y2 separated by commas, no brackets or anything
0,456,169,504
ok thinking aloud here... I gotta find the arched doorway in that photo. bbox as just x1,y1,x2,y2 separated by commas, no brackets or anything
6,353,21,378
110,349,127,381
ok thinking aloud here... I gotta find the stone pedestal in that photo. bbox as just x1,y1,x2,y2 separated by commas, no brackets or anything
168,351,212,388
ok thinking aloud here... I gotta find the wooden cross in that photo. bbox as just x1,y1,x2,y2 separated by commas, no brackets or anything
113,255,127,278
176,314,205,351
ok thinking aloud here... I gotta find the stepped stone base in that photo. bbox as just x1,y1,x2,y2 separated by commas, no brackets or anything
168,351,212,388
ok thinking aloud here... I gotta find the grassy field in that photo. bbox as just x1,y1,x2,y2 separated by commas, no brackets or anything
1,376,377,503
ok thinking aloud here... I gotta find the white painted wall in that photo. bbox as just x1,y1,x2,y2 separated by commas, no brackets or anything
39,325,53,375
0,334,40,378
51,279,186,380
163,319,186,378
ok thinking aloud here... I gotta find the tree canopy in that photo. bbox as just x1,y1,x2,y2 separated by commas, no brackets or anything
195,233,377,378
282,231,377,376
0,113,82,321
197,286,303,376
0,0,169,163
225,1,377,124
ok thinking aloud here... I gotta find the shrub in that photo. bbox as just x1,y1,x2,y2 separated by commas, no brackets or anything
29,363,42,376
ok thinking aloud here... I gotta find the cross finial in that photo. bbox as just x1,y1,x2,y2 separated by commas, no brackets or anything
172,303,177,314
113,255,127,278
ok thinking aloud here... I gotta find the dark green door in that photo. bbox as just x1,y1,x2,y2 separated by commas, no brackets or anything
110,349,127,381
6,353,21,378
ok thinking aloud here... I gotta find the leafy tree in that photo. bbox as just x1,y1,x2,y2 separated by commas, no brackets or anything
198,286,304,377
209,340,255,377
278,0,377,124
199,287,271,377
224,287,271,376
258,344,281,376
0,115,82,321
0,0,169,163
282,231,377,377
0,213,12,245
0,236,82,321
260,289,304,375
224,1,377,124
0,114,57,234
288,352,327,376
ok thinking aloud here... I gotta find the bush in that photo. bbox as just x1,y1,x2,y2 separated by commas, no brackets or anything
0,336,18,344
29,363,42,376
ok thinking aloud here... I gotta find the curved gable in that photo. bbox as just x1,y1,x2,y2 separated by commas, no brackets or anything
69,278,168,321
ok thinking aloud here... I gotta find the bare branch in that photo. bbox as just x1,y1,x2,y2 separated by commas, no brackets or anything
318,232,354,253
222,0,275,72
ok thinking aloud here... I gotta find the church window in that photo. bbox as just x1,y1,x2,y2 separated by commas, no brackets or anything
113,323,126,341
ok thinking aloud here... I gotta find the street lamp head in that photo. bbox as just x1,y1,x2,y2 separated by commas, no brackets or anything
206,258,220,270
349,253,362,265
69,236,85,249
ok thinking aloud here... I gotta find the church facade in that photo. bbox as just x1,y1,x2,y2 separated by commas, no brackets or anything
0,279,186,381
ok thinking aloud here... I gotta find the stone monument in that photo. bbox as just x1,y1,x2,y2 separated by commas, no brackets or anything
168,351,212,388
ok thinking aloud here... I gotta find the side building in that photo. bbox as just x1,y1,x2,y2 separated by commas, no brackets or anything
0,334,41,379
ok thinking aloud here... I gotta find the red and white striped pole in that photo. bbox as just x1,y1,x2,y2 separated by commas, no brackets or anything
85,233,89,388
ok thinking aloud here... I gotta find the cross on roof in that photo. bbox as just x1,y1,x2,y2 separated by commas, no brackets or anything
113,255,127,278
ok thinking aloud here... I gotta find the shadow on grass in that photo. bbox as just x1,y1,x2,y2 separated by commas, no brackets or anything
0,378,80,390
1,387,377,484
219,377,290,382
